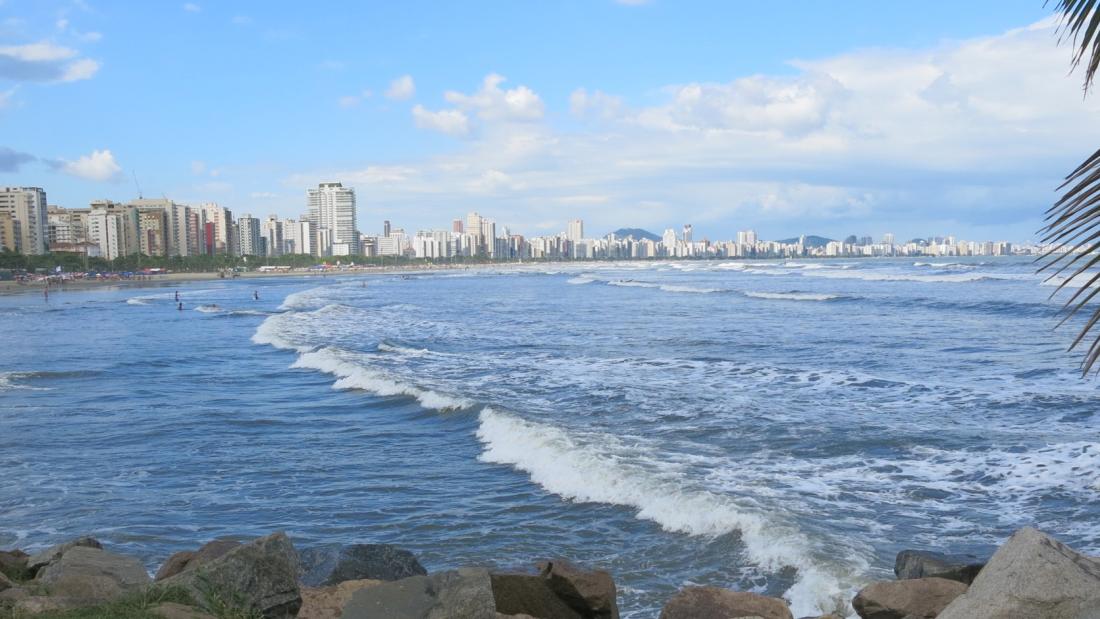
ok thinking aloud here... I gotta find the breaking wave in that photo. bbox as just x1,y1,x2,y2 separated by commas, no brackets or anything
475,407,862,617
744,291,842,302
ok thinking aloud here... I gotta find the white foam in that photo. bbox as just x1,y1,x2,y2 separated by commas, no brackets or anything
378,342,433,357
193,304,223,313
476,407,862,616
608,280,659,289
659,284,724,294
125,298,149,306
279,286,332,310
293,348,473,411
0,372,47,392
567,276,595,285
745,291,841,302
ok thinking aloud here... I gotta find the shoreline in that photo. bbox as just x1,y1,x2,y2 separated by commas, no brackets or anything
0,262,491,296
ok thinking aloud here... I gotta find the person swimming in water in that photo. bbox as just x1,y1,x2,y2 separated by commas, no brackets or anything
177,302,183,311
253,290,259,301
175,291,180,302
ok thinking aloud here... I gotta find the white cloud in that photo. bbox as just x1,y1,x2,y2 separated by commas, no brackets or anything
250,191,278,199
412,104,470,136
337,89,373,108
60,149,122,181
445,73,544,121
190,160,206,175
232,15,253,25
570,88,624,119
293,19,1100,241
60,58,99,81
385,74,416,100
0,42,75,62
183,3,201,13
0,41,99,82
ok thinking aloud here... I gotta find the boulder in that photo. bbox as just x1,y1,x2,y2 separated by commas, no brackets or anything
13,595,81,614
342,567,497,619
659,586,794,619
299,543,426,587
852,577,967,619
298,578,380,619
161,531,301,619
490,572,581,619
151,602,218,619
937,527,1100,619
0,571,11,592
893,550,984,584
25,536,101,573
155,539,242,581
536,560,619,619
35,546,151,604
0,549,29,582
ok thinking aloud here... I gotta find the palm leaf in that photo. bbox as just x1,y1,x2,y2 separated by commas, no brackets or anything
1041,1,1100,374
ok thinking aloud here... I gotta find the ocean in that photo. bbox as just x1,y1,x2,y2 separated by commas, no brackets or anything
1,256,1098,617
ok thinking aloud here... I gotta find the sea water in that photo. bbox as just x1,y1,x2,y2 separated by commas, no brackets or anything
1,257,1097,617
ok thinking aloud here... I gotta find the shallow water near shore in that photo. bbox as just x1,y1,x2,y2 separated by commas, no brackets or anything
2,256,1098,617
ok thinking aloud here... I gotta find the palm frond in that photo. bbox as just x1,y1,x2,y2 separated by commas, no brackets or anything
1040,148,1100,374
1049,0,1100,92
1042,1,1100,375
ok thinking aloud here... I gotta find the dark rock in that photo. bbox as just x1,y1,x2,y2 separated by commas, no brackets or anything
35,546,151,604
659,586,794,619
25,537,101,573
0,571,11,592
298,543,426,587
155,539,242,581
342,567,497,619
0,550,29,582
937,527,1100,619
537,560,619,619
491,572,581,619
161,531,301,619
852,577,967,619
893,550,984,584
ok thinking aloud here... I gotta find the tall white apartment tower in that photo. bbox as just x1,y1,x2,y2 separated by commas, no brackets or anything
567,219,584,242
307,182,358,255
0,187,48,254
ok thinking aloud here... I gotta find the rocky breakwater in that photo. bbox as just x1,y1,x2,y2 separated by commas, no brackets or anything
1,526,1098,618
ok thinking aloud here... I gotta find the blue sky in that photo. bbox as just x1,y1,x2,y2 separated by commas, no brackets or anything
1,0,1094,242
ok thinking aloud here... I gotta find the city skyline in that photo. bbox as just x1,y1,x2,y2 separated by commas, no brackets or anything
2,182,1029,264
1,1,1096,243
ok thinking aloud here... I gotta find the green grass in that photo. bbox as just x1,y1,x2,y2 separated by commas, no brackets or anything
0,581,262,619
2,586,195,619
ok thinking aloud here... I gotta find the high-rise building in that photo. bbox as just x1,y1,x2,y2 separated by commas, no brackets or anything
737,229,757,248
567,219,584,242
452,219,463,234
263,215,284,257
237,214,262,256
0,187,48,254
682,224,693,243
200,203,233,255
0,211,16,253
87,208,126,260
306,182,358,255
882,232,895,246
383,220,391,237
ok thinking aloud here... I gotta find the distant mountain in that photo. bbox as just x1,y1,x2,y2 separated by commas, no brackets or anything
608,228,661,241
774,235,834,248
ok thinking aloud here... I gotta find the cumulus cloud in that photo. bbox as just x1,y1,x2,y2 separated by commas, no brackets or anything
295,19,1100,241
385,74,415,100
412,104,470,136
59,149,122,181
0,41,99,82
445,74,544,121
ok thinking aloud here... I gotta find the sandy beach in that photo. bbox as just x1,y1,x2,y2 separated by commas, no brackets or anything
0,263,493,296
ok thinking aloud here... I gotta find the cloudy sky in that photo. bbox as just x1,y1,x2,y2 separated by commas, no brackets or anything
1,0,1096,242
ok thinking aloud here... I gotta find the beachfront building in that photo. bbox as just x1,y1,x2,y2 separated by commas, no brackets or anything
237,214,262,256
0,187,48,255
200,203,234,255
306,182,358,256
